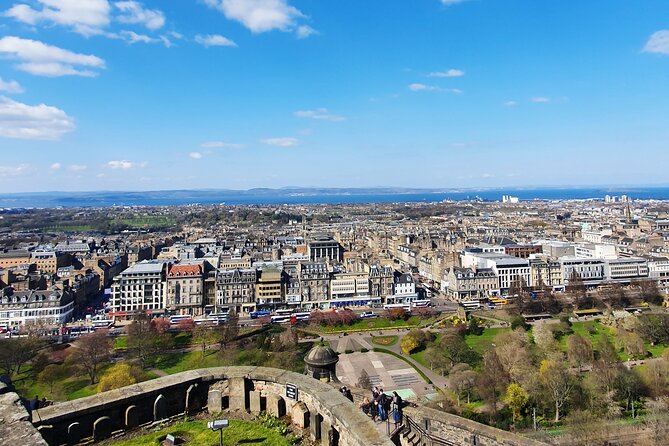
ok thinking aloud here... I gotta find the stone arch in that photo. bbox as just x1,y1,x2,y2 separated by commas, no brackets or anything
125,405,138,428
67,422,80,444
185,384,199,415
93,416,112,441
154,394,167,421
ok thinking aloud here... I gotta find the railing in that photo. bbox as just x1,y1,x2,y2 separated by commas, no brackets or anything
393,413,457,446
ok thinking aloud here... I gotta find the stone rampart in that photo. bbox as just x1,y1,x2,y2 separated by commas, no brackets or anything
33,366,394,446
403,405,547,446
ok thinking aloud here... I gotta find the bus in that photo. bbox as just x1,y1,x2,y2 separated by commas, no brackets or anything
169,315,193,325
274,309,293,317
293,312,311,321
270,315,291,324
383,303,412,312
489,297,509,306
461,300,481,310
411,299,431,308
91,319,114,329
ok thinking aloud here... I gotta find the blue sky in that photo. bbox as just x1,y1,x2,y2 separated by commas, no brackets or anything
1,0,669,192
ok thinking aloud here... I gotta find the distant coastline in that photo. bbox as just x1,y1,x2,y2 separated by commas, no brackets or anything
1,186,668,208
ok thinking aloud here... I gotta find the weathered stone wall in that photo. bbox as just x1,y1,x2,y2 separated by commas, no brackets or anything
0,381,49,446
404,406,547,446
33,367,394,446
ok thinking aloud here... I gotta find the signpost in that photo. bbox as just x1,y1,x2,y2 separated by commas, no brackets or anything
286,383,298,401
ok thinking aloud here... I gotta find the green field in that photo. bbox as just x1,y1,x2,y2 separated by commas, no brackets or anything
107,419,292,446
464,327,511,354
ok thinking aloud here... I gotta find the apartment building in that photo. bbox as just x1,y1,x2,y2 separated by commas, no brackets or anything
110,260,170,320
166,262,205,316
216,268,257,314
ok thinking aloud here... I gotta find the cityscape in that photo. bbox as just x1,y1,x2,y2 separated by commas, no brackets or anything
1,1,669,446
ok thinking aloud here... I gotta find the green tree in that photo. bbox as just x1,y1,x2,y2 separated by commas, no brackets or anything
37,364,68,395
97,363,139,392
504,383,529,423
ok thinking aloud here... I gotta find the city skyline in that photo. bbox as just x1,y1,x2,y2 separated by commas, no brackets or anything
1,0,669,192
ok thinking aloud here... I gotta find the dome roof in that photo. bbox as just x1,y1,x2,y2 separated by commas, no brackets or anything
304,343,339,367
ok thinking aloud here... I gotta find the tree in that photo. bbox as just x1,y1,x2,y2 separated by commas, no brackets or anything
0,336,44,375
277,327,298,351
567,333,593,372
495,329,533,386
219,311,239,348
566,410,604,446
636,313,669,346
192,324,219,355
400,329,433,354
439,330,478,367
539,359,574,422
357,369,372,390
638,280,663,306
127,311,161,368
504,383,529,423
449,363,478,405
477,350,509,422
97,363,140,392
533,323,559,353
37,364,68,394
566,270,586,306
508,276,528,314
68,331,112,384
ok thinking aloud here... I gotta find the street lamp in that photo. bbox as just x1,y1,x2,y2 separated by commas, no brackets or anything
208,419,229,446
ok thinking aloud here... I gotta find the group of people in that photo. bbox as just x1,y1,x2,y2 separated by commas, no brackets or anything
359,387,403,425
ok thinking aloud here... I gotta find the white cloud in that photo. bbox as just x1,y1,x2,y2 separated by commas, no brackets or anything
408,83,462,94
68,164,87,171
200,141,245,149
0,164,30,177
195,34,237,47
643,30,669,55
294,108,345,122
0,78,24,94
120,30,159,44
189,151,203,159
107,160,147,170
409,83,437,92
504,100,517,107
4,0,111,36
204,0,310,35
261,137,299,147
0,36,105,77
50,162,62,170
0,96,75,140
428,69,464,78
296,25,317,39
114,1,164,30
531,96,551,103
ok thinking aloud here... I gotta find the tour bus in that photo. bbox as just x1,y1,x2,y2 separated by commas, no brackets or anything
411,299,431,308
270,315,292,324
169,314,193,325
383,303,412,312
461,300,481,310
293,312,311,321
274,309,294,316
91,319,114,329
195,313,228,326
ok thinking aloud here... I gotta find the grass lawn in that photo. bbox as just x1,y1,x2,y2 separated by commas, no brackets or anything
464,327,511,354
151,350,227,375
114,336,127,349
108,419,292,446
371,335,398,346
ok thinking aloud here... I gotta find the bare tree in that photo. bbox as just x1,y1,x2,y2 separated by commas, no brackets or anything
69,331,112,384
477,349,509,422
539,358,574,422
357,369,372,390
567,333,593,372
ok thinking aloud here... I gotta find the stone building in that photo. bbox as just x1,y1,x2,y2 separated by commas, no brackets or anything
444,267,498,300
166,262,205,316
216,268,257,314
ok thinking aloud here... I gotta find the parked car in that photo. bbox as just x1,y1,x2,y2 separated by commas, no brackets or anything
360,311,378,318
